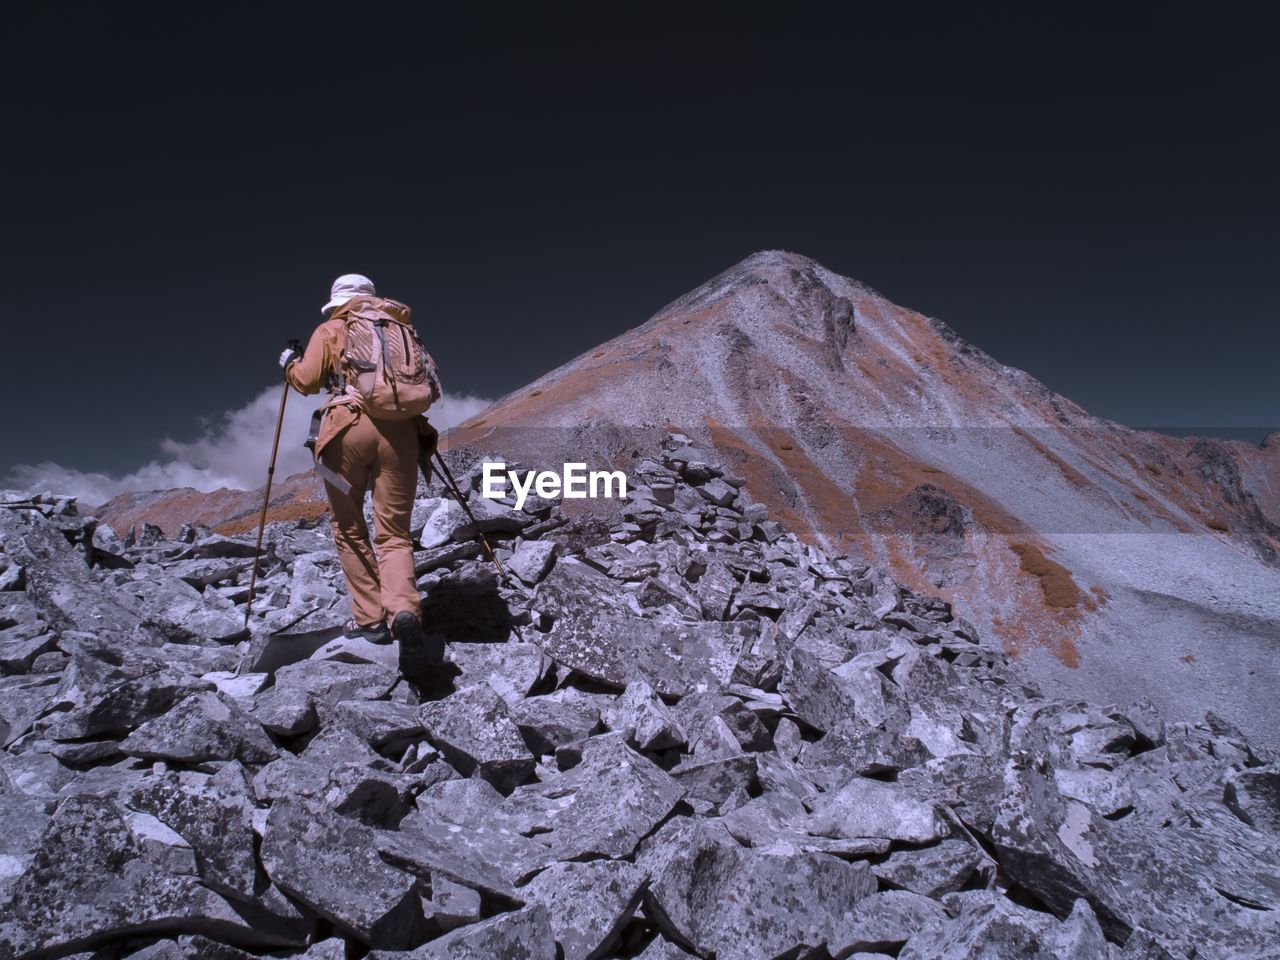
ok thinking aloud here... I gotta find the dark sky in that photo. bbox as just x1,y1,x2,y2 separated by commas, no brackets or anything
5,5,1278,477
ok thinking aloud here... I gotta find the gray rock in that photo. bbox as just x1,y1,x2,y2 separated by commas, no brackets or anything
780,646,908,734
697,477,737,508
499,734,684,861
371,905,553,960
250,684,317,737
330,698,424,754
639,817,877,960
0,632,55,674
1224,765,1280,833
873,838,987,898
508,539,557,585
174,535,261,561
122,691,277,765
380,807,551,898
423,876,481,932
450,496,534,539
273,659,399,720
807,776,950,844
48,738,122,765
1,674,59,748
1122,696,1166,749
829,890,949,958
897,894,1055,960
636,572,702,618
412,776,506,827
310,634,400,672
692,561,737,620
0,563,24,591
446,641,547,706
126,940,186,960
125,769,260,901
252,727,387,803
634,938,698,959
0,790,50,902
671,754,756,807
799,722,930,789
166,557,253,590
47,670,212,741
721,790,810,848
601,679,687,751
518,860,648,960
508,687,607,755
123,808,199,874
412,497,454,547
1041,898,1112,959
993,735,1280,955
536,560,757,696
672,691,770,753
418,681,535,792
0,795,305,957
8,510,156,640
414,540,483,578
322,760,426,827
130,574,247,643
260,798,427,948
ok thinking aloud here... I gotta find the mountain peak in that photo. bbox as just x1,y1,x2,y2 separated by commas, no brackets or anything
91,255,1280,750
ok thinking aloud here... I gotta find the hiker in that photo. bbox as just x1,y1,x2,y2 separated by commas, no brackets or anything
280,273,442,677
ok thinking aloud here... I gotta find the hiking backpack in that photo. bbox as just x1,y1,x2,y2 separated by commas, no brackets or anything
332,296,439,421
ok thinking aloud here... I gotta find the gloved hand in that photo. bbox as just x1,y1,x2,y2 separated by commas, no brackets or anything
279,347,300,369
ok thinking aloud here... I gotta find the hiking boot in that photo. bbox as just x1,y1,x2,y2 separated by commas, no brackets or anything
343,618,391,645
392,611,442,680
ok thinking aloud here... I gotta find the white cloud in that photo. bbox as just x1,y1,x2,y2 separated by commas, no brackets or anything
5,387,493,504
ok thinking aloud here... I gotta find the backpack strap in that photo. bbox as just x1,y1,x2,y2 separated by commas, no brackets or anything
370,319,402,409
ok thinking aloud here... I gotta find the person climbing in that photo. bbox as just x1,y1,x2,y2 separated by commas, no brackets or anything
280,273,442,679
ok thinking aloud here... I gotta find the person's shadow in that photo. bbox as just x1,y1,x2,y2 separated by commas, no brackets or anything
420,563,521,643
414,562,524,700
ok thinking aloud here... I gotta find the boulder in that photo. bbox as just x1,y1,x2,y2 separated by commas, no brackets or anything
272,659,399,720
518,860,648,960
507,687,608,755
122,691,277,765
0,795,305,957
46,670,212,741
872,838,987,898
897,893,1056,960
499,734,684,861
125,769,260,901
507,539,557,585
828,890,949,958
601,679,688,751
380,809,550,898
260,799,427,949
639,817,877,960
369,905,553,960
446,641,547,706
418,681,535,792
807,776,950,844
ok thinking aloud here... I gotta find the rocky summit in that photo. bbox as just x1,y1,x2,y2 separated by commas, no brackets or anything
93,252,1280,753
2,435,1279,959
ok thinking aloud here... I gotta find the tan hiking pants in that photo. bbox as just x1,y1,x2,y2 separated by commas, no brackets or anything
318,407,421,626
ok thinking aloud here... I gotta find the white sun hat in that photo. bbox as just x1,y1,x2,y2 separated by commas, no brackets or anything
322,273,376,315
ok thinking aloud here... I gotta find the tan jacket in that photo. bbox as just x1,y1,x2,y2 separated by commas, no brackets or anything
286,297,440,454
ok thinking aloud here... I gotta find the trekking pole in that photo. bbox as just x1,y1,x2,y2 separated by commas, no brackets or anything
244,339,301,629
432,449,509,579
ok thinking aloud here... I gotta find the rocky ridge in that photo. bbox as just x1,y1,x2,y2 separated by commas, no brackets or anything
90,251,1280,753
2,435,1278,959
